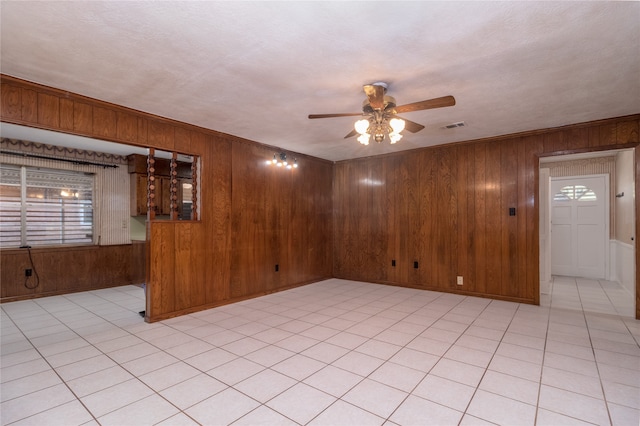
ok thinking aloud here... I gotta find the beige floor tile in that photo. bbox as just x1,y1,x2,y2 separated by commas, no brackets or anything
308,400,384,426
342,378,408,419
267,382,336,424
389,395,463,426
233,369,296,403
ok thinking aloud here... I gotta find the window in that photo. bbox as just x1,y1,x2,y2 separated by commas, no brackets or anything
0,165,94,247
553,184,597,202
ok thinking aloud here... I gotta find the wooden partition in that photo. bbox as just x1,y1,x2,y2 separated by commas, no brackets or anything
0,75,333,321
1,243,145,301
334,116,640,317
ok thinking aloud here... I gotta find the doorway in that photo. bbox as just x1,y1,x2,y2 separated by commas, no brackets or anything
539,149,636,316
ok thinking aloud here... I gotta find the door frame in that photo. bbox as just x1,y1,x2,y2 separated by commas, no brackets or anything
538,146,638,320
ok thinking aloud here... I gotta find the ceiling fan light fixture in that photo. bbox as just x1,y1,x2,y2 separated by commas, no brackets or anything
308,83,455,148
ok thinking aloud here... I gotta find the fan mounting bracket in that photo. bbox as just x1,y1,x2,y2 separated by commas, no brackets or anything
371,82,388,92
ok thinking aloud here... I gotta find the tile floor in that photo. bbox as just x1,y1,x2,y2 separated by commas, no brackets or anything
1,277,638,425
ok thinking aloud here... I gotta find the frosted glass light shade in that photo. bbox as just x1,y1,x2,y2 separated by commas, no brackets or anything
354,119,370,134
389,133,402,144
389,118,405,133
357,134,370,145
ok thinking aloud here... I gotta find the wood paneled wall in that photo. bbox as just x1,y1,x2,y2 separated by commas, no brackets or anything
230,140,333,298
0,243,145,302
1,75,333,321
334,117,640,314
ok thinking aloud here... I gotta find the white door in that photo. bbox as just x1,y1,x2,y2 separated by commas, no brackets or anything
550,175,608,279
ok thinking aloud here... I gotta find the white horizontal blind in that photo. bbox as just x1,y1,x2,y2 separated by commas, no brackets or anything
0,165,22,246
0,164,94,247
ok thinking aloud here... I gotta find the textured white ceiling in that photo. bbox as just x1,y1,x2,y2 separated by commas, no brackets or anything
1,1,639,161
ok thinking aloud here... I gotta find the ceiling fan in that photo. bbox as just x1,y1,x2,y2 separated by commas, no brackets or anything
308,82,455,145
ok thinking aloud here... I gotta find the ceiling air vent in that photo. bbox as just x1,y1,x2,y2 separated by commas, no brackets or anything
442,121,466,129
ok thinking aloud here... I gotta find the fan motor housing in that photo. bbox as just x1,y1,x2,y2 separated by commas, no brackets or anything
362,95,397,113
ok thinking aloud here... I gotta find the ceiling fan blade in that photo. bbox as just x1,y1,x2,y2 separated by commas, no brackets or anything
308,113,363,119
393,115,425,133
363,84,385,110
344,129,358,139
394,95,456,114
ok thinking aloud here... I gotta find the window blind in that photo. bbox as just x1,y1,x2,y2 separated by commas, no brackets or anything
0,164,94,247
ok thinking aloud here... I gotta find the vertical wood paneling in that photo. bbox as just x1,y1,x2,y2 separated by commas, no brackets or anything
305,161,325,280
230,141,331,300
59,98,74,131
137,117,148,144
37,93,59,127
148,121,175,151
385,156,398,283
149,222,175,316
516,137,529,300
599,123,618,147
204,134,232,304
455,146,468,289
565,127,589,151
500,140,518,297
230,142,267,297
368,158,386,282
74,102,93,134
617,120,639,143
1,83,21,119
92,106,117,139
174,223,193,311
464,145,476,293
265,152,284,292
419,151,436,287
405,154,422,285
543,131,565,154
117,111,138,143
473,143,487,294
21,88,37,123
436,149,453,287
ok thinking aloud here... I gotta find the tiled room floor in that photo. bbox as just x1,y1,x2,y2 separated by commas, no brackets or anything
1,278,639,425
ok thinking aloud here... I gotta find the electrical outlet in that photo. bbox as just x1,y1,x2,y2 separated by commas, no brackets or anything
25,269,33,277
456,276,463,285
